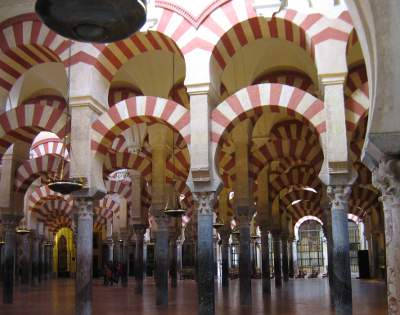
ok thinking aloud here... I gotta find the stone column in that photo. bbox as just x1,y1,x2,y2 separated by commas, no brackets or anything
327,185,352,315
194,192,216,315
38,237,44,283
153,215,169,306
105,238,114,263
236,214,252,305
169,238,178,288
219,227,230,288
322,204,335,307
120,230,130,287
372,160,400,315
288,238,295,278
272,231,282,288
281,235,289,282
1,214,21,304
260,226,271,294
30,231,39,287
75,199,94,315
133,225,146,295
20,233,31,286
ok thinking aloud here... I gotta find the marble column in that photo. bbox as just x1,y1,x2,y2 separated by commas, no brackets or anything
372,159,400,315
219,227,230,288
288,239,294,278
30,231,39,287
133,225,146,295
272,232,282,288
237,214,252,305
120,230,130,287
169,238,178,288
75,199,94,315
194,192,215,315
38,238,44,283
154,215,169,306
260,226,271,294
1,214,21,304
105,238,114,263
20,233,31,286
327,185,352,315
323,204,335,307
281,235,289,282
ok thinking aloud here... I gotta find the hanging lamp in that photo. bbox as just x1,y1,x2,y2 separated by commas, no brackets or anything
35,0,147,43
163,53,185,218
48,42,83,195
213,216,225,229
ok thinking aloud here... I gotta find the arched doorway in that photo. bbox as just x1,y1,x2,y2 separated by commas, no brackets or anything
58,235,69,277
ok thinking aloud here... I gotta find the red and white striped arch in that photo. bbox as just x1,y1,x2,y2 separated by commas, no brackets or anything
108,86,143,107
39,199,73,231
0,102,68,156
210,11,352,90
91,96,190,156
92,31,183,83
253,70,316,97
211,83,326,145
94,196,120,227
15,155,68,192
345,82,369,133
105,178,132,204
103,152,152,180
28,185,72,210
0,13,72,94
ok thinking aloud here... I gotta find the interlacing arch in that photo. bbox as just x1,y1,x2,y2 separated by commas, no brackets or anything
0,13,72,94
211,83,326,146
92,31,183,83
15,154,68,192
0,100,68,157
91,96,190,156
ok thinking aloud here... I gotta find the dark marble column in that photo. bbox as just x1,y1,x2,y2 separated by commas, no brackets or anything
219,227,230,288
1,214,21,304
372,160,400,315
237,214,252,305
154,215,169,306
260,226,271,294
133,225,146,295
120,230,129,287
30,231,39,287
288,239,294,278
169,239,178,288
327,186,352,315
194,192,216,315
20,233,31,286
38,238,44,283
323,205,335,308
75,199,94,315
272,232,282,288
281,235,289,282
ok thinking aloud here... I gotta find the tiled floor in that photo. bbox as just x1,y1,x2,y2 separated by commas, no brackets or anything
0,277,387,315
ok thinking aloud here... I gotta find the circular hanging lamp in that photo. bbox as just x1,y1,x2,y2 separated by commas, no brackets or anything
164,196,187,218
213,217,225,229
35,0,147,43
16,227,31,235
47,42,83,195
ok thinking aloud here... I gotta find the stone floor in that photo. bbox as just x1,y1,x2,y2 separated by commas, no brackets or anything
0,278,387,315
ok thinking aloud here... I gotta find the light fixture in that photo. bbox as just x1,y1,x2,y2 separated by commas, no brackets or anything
164,54,185,219
35,0,147,43
291,199,302,206
232,228,240,235
213,216,225,229
16,227,30,235
48,42,83,195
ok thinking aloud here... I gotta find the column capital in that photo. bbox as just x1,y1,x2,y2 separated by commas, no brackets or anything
372,159,400,203
0,213,22,231
193,191,216,215
132,224,147,236
327,185,352,208
75,198,94,218
218,226,231,244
